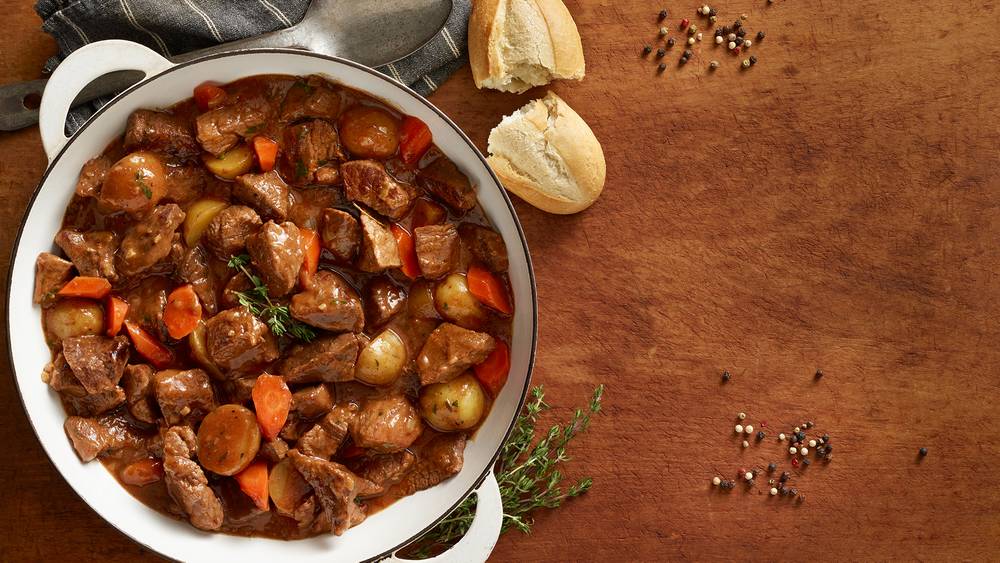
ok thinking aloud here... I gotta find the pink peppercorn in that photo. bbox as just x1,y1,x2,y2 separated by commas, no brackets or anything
681,18,690,28
791,458,800,467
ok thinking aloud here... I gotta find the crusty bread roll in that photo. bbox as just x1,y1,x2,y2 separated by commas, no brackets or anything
468,0,585,94
487,91,605,214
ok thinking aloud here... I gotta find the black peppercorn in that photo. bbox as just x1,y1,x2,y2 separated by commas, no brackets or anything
822,434,830,442
656,48,666,58
657,62,667,72
756,30,766,41
919,447,928,457
667,37,676,48
780,472,789,482
780,487,788,496
749,56,757,66
733,20,742,29
659,9,668,20
679,57,688,65
709,8,717,16
768,463,777,472
802,458,811,466
756,431,765,440
736,28,746,38
722,25,731,34
643,45,652,55
790,488,798,497
796,431,806,441
746,479,755,487
715,29,724,37
825,444,833,453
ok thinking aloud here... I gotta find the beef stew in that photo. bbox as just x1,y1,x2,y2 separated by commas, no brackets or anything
35,74,514,539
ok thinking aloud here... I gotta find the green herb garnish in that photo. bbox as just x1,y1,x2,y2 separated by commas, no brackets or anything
135,170,152,199
227,254,316,341
295,159,308,179
244,124,262,135
408,384,604,557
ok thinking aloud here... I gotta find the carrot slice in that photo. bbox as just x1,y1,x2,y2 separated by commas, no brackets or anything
105,295,129,337
124,321,174,368
298,227,321,287
234,460,270,511
466,265,513,315
399,115,432,167
193,82,226,112
163,284,202,339
252,374,292,441
253,136,279,172
57,276,111,299
474,340,510,397
120,458,164,486
390,224,420,279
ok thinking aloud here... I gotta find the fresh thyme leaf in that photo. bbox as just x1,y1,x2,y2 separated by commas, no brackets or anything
407,384,604,557
244,124,262,134
134,170,152,199
227,254,315,341
295,159,308,178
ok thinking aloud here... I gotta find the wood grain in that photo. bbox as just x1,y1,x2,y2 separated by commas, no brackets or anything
2,0,999,560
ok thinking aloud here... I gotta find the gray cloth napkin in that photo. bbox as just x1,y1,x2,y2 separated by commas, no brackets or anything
35,0,469,133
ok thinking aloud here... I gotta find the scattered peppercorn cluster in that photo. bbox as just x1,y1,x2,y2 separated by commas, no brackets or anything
641,5,769,74
712,411,836,503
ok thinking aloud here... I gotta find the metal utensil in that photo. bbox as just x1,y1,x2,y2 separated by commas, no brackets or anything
0,0,452,131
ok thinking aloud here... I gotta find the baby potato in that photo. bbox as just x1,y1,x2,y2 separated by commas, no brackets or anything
339,106,399,159
183,199,229,247
419,373,486,432
434,274,486,329
99,151,166,216
197,404,261,476
355,329,407,386
188,320,223,379
408,279,441,321
44,298,104,345
202,143,254,179
269,458,312,515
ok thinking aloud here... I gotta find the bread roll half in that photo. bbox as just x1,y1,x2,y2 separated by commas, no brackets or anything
487,92,605,214
469,0,585,94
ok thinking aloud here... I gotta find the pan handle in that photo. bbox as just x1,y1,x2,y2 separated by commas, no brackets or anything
39,40,173,162
387,469,503,563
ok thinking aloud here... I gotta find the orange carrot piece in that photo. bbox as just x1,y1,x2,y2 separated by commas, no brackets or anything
120,458,164,487
252,374,292,441
163,284,202,339
234,460,270,511
57,276,111,299
399,115,432,167
466,265,513,315
390,224,420,279
298,227,321,287
105,295,129,337
124,321,174,368
193,82,226,111
474,340,510,397
253,136,279,172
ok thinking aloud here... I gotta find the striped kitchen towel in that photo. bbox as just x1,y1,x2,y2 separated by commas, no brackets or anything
35,0,470,133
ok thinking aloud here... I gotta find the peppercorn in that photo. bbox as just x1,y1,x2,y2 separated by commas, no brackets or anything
659,26,669,36
688,24,698,35
736,28,746,38
919,447,928,457
742,440,749,448
743,39,752,48
796,431,806,441
741,59,751,69
712,476,722,486
709,8,717,17
768,463,777,472
728,41,737,50
714,29,724,37
696,32,703,41
780,487,788,496
746,479,755,487
709,60,719,70
684,49,694,58
667,37,676,48
643,45,653,55
749,55,757,66
822,434,830,442
825,444,833,453
659,9,668,20
680,18,690,29
756,431,765,440
733,20,742,29
656,48,666,58
745,424,754,434
722,25,731,34
803,458,812,466
709,15,717,24
808,439,817,448
767,0,773,4
770,487,778,496
687,37,696,45
757,31,766,41
805,421,814,429
780,472,789,482
657,62,667,72
790,488,798,497
700,5,710,15
778,433,786,441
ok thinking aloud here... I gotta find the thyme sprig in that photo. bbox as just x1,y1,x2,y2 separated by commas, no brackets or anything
409,384,604,557
227,254,316,341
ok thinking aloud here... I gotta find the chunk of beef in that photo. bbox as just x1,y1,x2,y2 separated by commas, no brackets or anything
163,164,206,204
62,335,130,394
284,119,344,185
292,384,334,419
123,275,171,341
247,221,303,297
154,368,216,426
417,156,476,213
122,364,158,424
195,96,271,156
396,433,466,495
417,323,496,385
351,395,423,453
234,170,290,221
42,353,79,393
260,438,290,463
349,450,416,497
124,109,200,158
290,270,364,332
320,208,360,262
204,205,262,260
64,416,130,462
205,307,280,372
357,213,401,273
34,252,74,305
117,204,186,278
222,376,256,404
288,451,375,535
459,223,509,273
280,76,341,122
298,404,357,459
220,273,253,310
163,426,224,531
363,277,407,327
75,156,111,198
280,333,360,384
414,224,459,279
173,243,218,315
45,356,127,416
55,229,119,281
342,160,417,220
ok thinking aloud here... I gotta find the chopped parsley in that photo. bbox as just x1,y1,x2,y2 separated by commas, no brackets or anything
134,170,152,199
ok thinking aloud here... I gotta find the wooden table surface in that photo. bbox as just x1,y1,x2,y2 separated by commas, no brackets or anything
2,0,999,560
